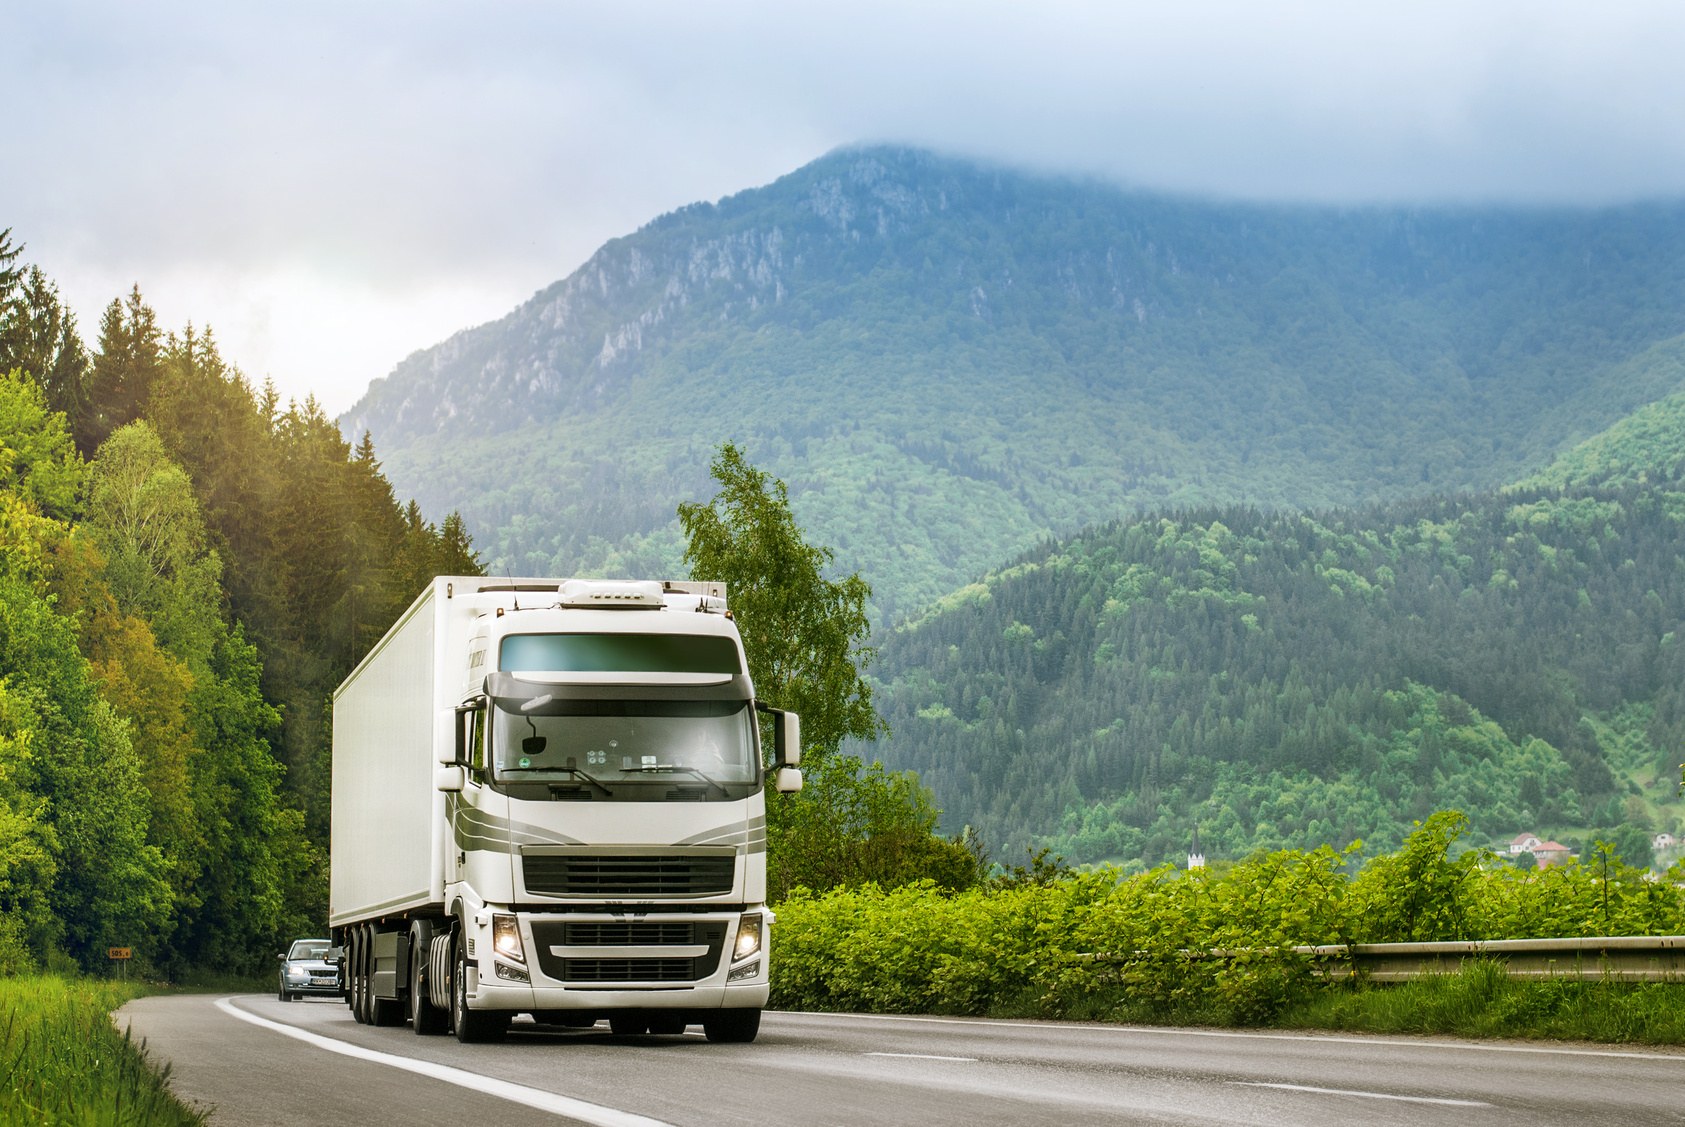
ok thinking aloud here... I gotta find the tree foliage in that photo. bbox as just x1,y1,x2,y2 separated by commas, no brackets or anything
867,474,1685,868
679,445,980,897
679,442,883,757
0,248,484,975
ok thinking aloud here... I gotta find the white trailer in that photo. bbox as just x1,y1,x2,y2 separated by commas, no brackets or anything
329,576,801,1043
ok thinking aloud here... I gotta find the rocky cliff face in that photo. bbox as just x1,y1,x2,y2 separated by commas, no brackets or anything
341,146,1685,622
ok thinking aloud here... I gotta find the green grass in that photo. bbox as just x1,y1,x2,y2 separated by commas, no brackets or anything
992,963,1685,1045
1277,963,1685,1045
0,976,202,1126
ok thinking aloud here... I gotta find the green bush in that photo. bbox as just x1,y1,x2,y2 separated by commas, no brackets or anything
770,811,1685,1034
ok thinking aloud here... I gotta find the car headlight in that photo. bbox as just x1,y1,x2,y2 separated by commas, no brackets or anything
733,913,762,961
286,968,309,982
493,913,525,962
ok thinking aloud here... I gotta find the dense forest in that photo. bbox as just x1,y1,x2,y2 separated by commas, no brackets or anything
860,415,1685,869
0,232,480,976
347,145,1685,623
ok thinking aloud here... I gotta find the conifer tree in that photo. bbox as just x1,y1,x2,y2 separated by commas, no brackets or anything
83,287,162,454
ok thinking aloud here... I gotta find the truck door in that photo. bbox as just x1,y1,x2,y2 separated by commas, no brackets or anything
451,701,514,899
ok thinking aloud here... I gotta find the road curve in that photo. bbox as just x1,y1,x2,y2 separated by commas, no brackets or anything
117,994,1685,1126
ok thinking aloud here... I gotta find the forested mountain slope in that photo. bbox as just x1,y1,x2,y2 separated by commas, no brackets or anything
858,450,1685,868
347,147,1685,623
1519,385,1685,492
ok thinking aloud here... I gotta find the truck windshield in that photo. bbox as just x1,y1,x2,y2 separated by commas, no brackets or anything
491,699,757,793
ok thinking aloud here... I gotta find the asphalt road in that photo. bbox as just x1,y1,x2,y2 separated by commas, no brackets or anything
117,994,1685,1126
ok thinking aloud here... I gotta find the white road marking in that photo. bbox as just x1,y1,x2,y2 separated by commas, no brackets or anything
865,1052,978,1062
1229,1081,1491,1107
215,998,676,1127
772,1010,1685,1062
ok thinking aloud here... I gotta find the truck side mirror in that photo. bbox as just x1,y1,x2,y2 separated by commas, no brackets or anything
774,767,803,793
448,701,481,768
776,711,800,768
436,766,465,792
755,701,801,773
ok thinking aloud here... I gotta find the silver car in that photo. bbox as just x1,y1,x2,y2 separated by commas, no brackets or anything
277,938,339,1001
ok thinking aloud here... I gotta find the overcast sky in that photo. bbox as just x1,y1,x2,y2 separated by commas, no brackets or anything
8,1,1685,416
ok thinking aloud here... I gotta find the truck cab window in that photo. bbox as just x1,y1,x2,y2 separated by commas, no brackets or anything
489,698,759,801
470,707,488,777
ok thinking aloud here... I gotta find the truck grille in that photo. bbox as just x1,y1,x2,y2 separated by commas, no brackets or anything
529,920,728,985
563,958,696,982
522,854,734,897
564,922,694,946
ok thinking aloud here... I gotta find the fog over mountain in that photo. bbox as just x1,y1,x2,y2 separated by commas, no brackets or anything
344,146,1685,623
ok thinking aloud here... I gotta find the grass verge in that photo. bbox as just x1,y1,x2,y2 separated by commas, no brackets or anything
1275,962,1685,1044
0,976,203,1125
977,961,1685,1045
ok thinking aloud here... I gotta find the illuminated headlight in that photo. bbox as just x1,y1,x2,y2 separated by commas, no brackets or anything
493,913,525,962
286,968,310,982
493,960,530,983
733,913,762,961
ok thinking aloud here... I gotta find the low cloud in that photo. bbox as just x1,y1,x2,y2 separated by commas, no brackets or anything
7,0,1684,412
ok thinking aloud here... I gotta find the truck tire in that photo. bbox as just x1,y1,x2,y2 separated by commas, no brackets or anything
450,932,507,1043
703,1008,760,1043
350,929,369,1024
410,922,448,1035
358,927,376,1024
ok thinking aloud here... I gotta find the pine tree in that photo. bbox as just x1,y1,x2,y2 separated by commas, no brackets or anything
83,287,162,454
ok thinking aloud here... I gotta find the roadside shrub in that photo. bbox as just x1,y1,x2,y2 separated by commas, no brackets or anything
770,811,1685,1031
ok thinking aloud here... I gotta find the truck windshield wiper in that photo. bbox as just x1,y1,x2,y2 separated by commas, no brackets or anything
502,765,614,796
634,764,728,795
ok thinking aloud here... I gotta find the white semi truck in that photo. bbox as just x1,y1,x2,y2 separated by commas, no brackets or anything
329,576,801,1044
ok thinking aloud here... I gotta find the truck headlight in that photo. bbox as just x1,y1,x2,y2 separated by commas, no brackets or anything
733,913,762,961
493,913,525,962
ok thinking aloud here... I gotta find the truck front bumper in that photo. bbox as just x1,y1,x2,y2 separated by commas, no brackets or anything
464,908,771,1012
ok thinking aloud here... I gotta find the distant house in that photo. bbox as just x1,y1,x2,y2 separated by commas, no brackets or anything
1533,841,1572,868
1508,833,1544,856
1655,832,1677,852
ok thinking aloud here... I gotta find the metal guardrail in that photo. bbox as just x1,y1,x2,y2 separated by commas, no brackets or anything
1082,936,1685,982
1305,935,1685,982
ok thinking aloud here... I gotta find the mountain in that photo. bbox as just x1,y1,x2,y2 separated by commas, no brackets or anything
345,146,1685,624
1516,385,1685,492
856,410,1685,866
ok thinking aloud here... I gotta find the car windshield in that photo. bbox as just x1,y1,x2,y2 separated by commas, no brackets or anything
492,699,757,790
288,940,330,960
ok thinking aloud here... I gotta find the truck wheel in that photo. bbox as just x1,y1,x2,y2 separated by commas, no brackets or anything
703,1009,760,1043
359,927,377,1024
350,929,369,1024
411,923,448,1035
609,1016,648,1036
451,932,507,1043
